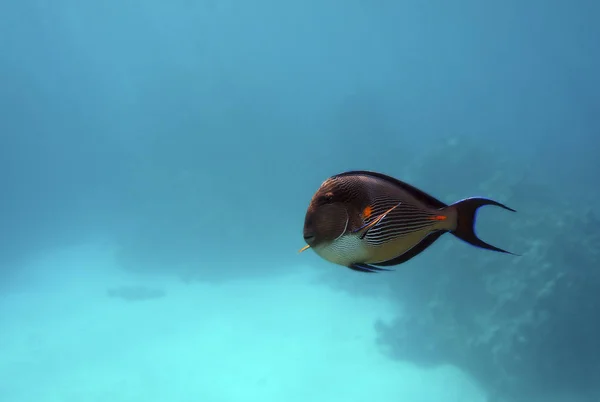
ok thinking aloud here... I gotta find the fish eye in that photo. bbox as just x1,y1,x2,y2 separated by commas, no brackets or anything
320,192,334,204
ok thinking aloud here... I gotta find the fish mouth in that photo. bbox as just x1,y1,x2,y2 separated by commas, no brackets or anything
303,234,315,242
303,232,315,243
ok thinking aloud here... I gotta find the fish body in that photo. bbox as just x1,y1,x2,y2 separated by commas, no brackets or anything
300,170,515,272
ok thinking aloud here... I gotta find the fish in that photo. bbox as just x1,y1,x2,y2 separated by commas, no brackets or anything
299,170,516,273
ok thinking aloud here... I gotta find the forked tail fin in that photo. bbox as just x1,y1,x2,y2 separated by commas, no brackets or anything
449,197,517,255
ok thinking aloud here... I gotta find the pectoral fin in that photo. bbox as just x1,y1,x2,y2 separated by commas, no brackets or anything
352,203,401,240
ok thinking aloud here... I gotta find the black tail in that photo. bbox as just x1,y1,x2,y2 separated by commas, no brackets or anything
450,197,517,255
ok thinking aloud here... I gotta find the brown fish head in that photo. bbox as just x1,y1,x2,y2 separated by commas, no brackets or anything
303,180,350,248
301,175,374,266
303,176,369,244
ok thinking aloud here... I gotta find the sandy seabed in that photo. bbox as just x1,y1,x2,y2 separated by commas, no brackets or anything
0,244,485,402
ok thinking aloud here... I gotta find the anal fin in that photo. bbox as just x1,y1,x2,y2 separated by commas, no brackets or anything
348,263,393,273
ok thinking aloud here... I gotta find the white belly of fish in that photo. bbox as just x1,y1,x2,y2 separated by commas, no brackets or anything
313,234,370,267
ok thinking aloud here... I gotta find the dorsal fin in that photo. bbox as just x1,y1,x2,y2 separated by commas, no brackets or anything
333,170,447,209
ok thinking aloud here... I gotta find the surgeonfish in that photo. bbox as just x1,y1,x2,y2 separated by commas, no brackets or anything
299,170,516,272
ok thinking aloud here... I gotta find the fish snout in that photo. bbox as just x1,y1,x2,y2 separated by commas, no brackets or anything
303,214,316,244
303,230,315,244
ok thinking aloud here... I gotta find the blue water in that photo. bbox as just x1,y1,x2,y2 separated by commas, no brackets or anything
1,1,598,401
0,244,485,402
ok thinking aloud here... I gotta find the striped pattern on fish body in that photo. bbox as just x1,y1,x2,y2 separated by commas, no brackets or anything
300,170,516,273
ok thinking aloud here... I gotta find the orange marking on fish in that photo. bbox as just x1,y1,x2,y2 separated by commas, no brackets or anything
362,206,373,219
358,203,401,236
428,215,447,221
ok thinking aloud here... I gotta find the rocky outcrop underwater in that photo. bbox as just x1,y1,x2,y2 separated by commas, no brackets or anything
373,138,600,402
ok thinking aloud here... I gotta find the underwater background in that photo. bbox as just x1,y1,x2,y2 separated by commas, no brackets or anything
1,0,599,401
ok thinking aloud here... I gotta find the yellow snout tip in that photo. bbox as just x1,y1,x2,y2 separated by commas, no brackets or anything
298,245,310,253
